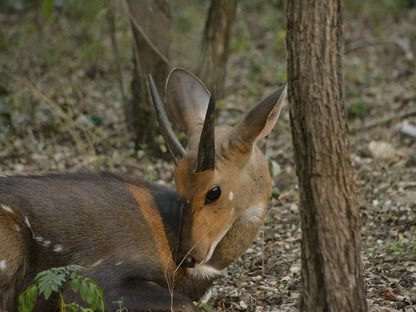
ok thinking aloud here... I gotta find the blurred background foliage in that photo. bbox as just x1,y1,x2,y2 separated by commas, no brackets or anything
0,0,415,172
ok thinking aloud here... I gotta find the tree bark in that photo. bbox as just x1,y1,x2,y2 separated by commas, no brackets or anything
197,0,237,98
126,0,171,151
286,1,367,311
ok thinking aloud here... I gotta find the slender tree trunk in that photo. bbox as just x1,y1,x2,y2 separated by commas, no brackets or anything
286,1,367,311
126,0,171,151
197,0,237,98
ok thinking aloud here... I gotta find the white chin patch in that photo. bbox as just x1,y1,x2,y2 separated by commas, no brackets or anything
188,264,224,280
240,203,266,225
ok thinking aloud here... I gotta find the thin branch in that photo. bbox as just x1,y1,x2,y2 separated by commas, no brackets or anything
346,37,414,62
350,106,416,133
122,0,171,67
107,3,127,103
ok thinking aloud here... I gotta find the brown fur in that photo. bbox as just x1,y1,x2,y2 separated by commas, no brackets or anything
127,184,176,275
0,203,31,311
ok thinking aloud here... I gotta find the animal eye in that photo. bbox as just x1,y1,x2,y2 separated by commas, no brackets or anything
205,186,221,204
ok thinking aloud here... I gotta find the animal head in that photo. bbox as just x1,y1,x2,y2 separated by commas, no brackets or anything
149,68,287,271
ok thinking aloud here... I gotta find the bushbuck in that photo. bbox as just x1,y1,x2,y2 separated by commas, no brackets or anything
0,68,287,311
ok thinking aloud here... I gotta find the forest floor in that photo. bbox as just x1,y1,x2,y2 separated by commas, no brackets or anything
0,2,415,312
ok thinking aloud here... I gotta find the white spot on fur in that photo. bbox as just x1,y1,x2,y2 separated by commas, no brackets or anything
34,236,51,248
228,192,234,201
1,203,13,213
24,216,35,237
35,236,43,242
0,260,6,271
240,203,266,225
53,245,63,252
24,216,32,230
35,236,51,248
92,259,103,267
15,224,21,232
115,261,123,266
188,264,224,280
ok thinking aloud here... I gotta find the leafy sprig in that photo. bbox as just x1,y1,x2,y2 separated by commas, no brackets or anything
18,265,104,312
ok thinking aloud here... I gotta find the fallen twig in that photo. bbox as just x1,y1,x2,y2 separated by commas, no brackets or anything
350,107,416,133
346,37,414,62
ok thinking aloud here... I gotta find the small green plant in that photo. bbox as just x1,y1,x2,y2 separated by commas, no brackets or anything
18,265,105,312
272,187,281,200
113,300,128,312
371,247,379,259
197,299,213,312
346,100,369,119
385,241,416,255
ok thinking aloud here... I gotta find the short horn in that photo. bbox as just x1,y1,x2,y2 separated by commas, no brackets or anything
196,95,216,173
149,75,188,164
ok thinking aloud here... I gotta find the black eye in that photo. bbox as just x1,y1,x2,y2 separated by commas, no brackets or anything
205,186,221,204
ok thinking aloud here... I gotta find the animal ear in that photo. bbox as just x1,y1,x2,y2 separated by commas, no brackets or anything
228,83,287,153
166,68,211,136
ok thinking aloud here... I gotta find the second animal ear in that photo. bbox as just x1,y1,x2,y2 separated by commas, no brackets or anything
228,83,287,154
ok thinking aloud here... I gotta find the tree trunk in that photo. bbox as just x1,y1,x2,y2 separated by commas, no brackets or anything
197,0,237,98
126,0,171,151
286,1,367,311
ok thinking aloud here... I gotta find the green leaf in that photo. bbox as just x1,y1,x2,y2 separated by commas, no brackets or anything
43,285,53,300
19,299,35,312
137,150,145,159
84,115,102,127
71,278,80,292
89,291,99,310
54,273,66,287
272,187,281,199
41,0,55,23
69,265,84,272
80,280,89,302
18,291,25,307
34,270,50,283
86,283,96,304
65,302,81,312
99,298,105,311
18,266,104,312
371,247,378,259
95,285,103,297
27,285,38,303
18,286,36,312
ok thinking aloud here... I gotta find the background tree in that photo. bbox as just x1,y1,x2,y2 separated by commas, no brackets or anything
126,0,236,152
125,0,172,151
197,0,237,98
286,1,367,311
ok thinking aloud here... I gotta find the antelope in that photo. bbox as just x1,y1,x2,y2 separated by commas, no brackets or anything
0,68,287,311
